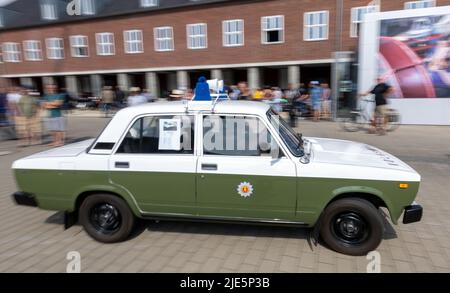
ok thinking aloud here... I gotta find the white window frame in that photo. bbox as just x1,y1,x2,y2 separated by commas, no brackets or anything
404,0,436,9
81,0,96,15
40,0,58,20
154,26,174,52
124,30,144,54
46,38,65,60
187,23,208,50
140,0,159,8
304,11,329,41
350,5,380,38
2,42,21,63
261,15,285,44
70,35,89,58
96,33,115,56
222,19,244,47
23,40,43,61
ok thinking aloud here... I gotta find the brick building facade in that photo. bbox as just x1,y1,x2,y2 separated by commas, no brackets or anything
0,0,448,100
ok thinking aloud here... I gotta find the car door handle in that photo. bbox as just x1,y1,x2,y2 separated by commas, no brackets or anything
115,162,129,169
201,164,218,171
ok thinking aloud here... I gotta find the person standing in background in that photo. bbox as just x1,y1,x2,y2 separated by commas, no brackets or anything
43,85,66,147
127,87,147,107
0,87,7,126
309,81,323,122
321,83,332,120
101,86,116,117
16,87,41,146
7,87,22,126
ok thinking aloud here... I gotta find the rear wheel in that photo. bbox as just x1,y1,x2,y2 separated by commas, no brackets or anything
79,194,135,243
341,112,362,132
320,198,384,256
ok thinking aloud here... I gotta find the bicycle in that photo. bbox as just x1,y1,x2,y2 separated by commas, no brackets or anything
341,98,401,133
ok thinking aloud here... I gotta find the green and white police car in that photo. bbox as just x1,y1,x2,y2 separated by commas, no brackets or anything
11,96,423,256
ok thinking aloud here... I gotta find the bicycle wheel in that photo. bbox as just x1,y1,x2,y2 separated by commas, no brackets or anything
386,109,401,132
341,112,362,132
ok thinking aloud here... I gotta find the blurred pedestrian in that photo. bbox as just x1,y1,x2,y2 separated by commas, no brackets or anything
168,89,185,101
115,86,126,108
360,77,392,135
253,88,264,100
0,87,7,126
127,87,147,107
7,87,21,126
321,83,331,120
309,81,322,122
237,82,251,100
43,84,66,147
101,86,115,117
16,87,41,146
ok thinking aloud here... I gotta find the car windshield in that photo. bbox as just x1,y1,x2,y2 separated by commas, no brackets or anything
267,109,304,157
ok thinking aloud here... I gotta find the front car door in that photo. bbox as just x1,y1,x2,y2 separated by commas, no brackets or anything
196,114,298,221
109,114,197,215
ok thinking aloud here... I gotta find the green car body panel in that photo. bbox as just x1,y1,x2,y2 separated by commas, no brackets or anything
13,169,419,226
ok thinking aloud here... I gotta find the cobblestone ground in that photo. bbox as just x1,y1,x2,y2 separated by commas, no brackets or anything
0,115,449,273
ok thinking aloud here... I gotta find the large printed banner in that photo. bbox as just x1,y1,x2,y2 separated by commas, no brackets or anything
378,14,449,98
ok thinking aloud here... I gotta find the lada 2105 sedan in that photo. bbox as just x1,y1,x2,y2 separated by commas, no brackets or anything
12,99,423,256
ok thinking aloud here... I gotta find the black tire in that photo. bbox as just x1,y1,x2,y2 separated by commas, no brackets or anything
79,194,135,243
320,198,384,256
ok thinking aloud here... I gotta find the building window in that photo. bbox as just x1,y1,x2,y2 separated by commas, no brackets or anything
187,23,207,49
223,19,244,47
124,30,144,54
81,0,96,15
350,5,379,38
46,38,64,59
261,15,284,44
140,0,158,7
304,11,329,41
40,0,57,20
154,27,174,52
2,42,21,62
70,35,89,57
0,10,4,28
96,33,115,56
405,0,436,9
23,40,43,61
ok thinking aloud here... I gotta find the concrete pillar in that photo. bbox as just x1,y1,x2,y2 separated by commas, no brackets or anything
65,76,79,97
145,72,160,99
211,69,223,81
117,73,130,92
19,77,34,88
247,67,261,90
279,68,288,89
176,70,190,90
288,65,300,88
42,76,56,87
90,74,102,97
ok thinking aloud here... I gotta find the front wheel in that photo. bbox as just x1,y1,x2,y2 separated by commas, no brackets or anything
341,112,363,132
79,194,135,243
320,198,384,256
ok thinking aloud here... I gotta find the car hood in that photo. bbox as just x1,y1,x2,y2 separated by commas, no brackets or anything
22,139,95,159
307,137,416,173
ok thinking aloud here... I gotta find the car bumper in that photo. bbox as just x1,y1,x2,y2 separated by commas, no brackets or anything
403,202,423,224
12,192,38,207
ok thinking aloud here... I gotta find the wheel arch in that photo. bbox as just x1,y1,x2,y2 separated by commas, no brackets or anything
73,188,142,217
326,190,396,224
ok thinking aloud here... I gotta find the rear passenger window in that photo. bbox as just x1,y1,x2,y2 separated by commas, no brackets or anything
117,115,194,154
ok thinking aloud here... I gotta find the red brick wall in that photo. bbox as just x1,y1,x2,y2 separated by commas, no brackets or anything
0,0,449,76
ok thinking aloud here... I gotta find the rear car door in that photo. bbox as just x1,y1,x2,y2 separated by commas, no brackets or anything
109,114,197,215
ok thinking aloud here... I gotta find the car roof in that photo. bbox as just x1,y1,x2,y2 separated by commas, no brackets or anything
114,100,271,117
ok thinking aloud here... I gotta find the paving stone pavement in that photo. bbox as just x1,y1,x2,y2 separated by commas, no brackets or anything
0,116,449,273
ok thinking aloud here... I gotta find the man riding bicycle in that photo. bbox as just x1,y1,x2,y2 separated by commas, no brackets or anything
360,77,393,135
